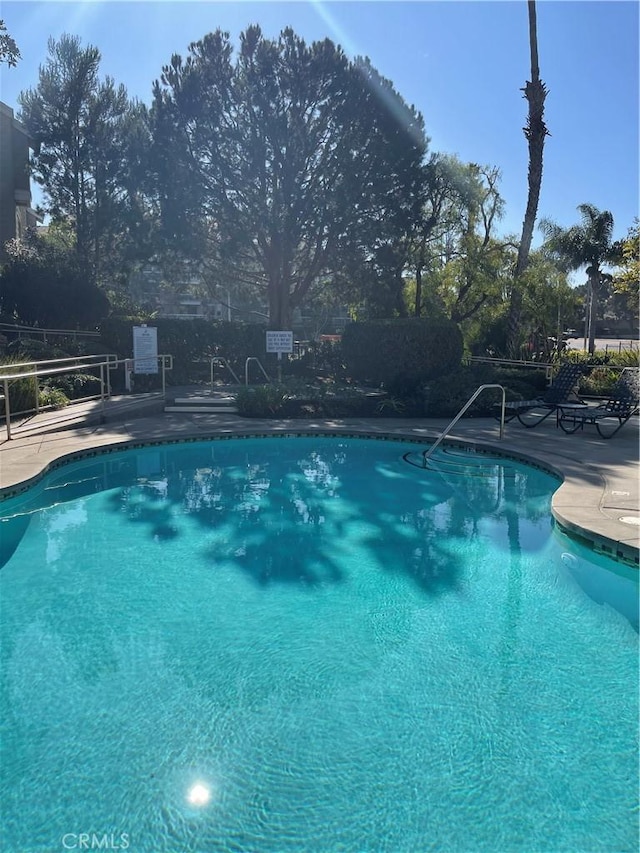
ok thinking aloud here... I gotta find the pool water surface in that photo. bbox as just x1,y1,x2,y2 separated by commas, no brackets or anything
0,436,637,852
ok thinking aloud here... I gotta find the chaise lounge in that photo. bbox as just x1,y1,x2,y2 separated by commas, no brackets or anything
557,368,639,439
501,362,587,429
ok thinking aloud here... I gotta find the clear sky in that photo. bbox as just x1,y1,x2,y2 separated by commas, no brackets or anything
1,1,638,246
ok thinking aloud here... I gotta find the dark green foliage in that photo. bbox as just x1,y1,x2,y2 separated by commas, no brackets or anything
235,382,384,418
0,240,109,329
99,318,273,383
152,25,426,328
5,338,70,361
38,386,69,409
418,359,635,418
6,336,109,362
235,385,288,417
563,349,639,369
283,340,347,382
50,372,102,401
422,364,545,418
0,357,38,417
341,319,463,388
18,35,149,286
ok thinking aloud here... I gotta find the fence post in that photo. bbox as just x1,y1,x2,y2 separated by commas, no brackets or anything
99,364,106,423
3,377,11,440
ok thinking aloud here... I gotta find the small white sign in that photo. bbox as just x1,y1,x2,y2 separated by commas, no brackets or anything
133,325,158,374
266,331,293,353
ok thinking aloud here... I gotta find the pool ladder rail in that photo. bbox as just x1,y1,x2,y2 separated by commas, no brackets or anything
410,384,506,469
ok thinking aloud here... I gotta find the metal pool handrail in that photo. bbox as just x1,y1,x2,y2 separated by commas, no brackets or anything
210,356,241,389
244,357,271,385
422,384,506,467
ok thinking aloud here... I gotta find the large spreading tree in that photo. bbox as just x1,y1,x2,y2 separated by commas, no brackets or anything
151,25,427,329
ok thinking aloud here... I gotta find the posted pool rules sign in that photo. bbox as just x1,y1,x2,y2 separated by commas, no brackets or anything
265,331,293,355
133,325,158,374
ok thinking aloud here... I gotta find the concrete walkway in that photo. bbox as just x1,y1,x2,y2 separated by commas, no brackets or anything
0,390,638,566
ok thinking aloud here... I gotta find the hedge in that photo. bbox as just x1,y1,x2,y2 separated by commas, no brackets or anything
99,318,277,383
341,318,463,389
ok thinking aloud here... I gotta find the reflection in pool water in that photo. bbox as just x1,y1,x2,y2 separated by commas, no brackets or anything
0,437,637,852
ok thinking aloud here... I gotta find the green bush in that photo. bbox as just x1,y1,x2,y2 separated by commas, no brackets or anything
564,349,639,369
284,340,348,381
39,386,69,409
0,357,38,417
341,318,463,388
6,337,68,361
560,351,637,396
235,384,288,417
50,372,102,400
578,366,636,398
422,364,544,418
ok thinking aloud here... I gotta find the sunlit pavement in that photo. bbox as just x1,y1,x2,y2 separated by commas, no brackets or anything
0,388,638,566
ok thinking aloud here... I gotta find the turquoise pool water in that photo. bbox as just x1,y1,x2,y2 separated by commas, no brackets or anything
0,436,637,852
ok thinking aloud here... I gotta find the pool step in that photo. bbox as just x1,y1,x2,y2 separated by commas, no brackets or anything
403,447,517,477
164,394,239,416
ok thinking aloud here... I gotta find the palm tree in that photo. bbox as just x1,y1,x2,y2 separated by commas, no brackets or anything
506,0,549,356
540,203,617,354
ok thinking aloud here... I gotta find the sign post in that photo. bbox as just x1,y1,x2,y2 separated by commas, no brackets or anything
265,330,293,383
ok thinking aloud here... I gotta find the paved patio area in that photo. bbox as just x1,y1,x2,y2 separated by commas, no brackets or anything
0,390,638,566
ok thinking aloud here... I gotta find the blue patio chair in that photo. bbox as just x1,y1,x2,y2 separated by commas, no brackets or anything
500,363,587,428
557,368,639,439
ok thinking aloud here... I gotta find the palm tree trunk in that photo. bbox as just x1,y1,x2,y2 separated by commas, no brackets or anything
587,268,599,355
506,0,549,357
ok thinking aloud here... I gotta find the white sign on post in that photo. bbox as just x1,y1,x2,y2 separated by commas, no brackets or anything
266,330,293,382
265,331,294,354
133,325,158,374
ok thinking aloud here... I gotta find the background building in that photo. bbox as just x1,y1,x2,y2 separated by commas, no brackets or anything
0,102,39,261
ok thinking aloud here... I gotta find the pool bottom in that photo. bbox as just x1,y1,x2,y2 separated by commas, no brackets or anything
0,437,637,852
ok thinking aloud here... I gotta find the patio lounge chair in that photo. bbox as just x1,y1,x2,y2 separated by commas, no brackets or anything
557,368,639,439
500,363,587,428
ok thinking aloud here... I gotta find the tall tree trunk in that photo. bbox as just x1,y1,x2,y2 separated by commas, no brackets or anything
268,276,291,330
414,264,423,317
587,267,599,355
506,0,549,357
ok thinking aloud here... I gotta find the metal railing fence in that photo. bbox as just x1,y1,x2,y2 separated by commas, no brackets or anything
0,354,172,440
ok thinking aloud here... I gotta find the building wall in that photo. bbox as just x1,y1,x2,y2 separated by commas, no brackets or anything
0,102,36,261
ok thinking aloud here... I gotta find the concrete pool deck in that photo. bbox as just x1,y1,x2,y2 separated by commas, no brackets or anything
0,391,638,566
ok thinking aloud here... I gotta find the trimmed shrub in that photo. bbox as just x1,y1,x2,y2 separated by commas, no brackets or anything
422,364,545,418
341,318,463,389
99,318,273,384
235,384,288,417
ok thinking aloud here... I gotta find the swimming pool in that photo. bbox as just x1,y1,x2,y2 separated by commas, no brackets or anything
0,436,637,852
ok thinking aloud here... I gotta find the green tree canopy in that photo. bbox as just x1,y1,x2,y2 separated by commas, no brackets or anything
18,34,149,286
540,203,617,353
151,25,427,329
0,232,110,328
411,163,510,328
0,19,20,67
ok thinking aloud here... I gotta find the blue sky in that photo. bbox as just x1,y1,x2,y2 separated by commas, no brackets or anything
1,1,638,246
